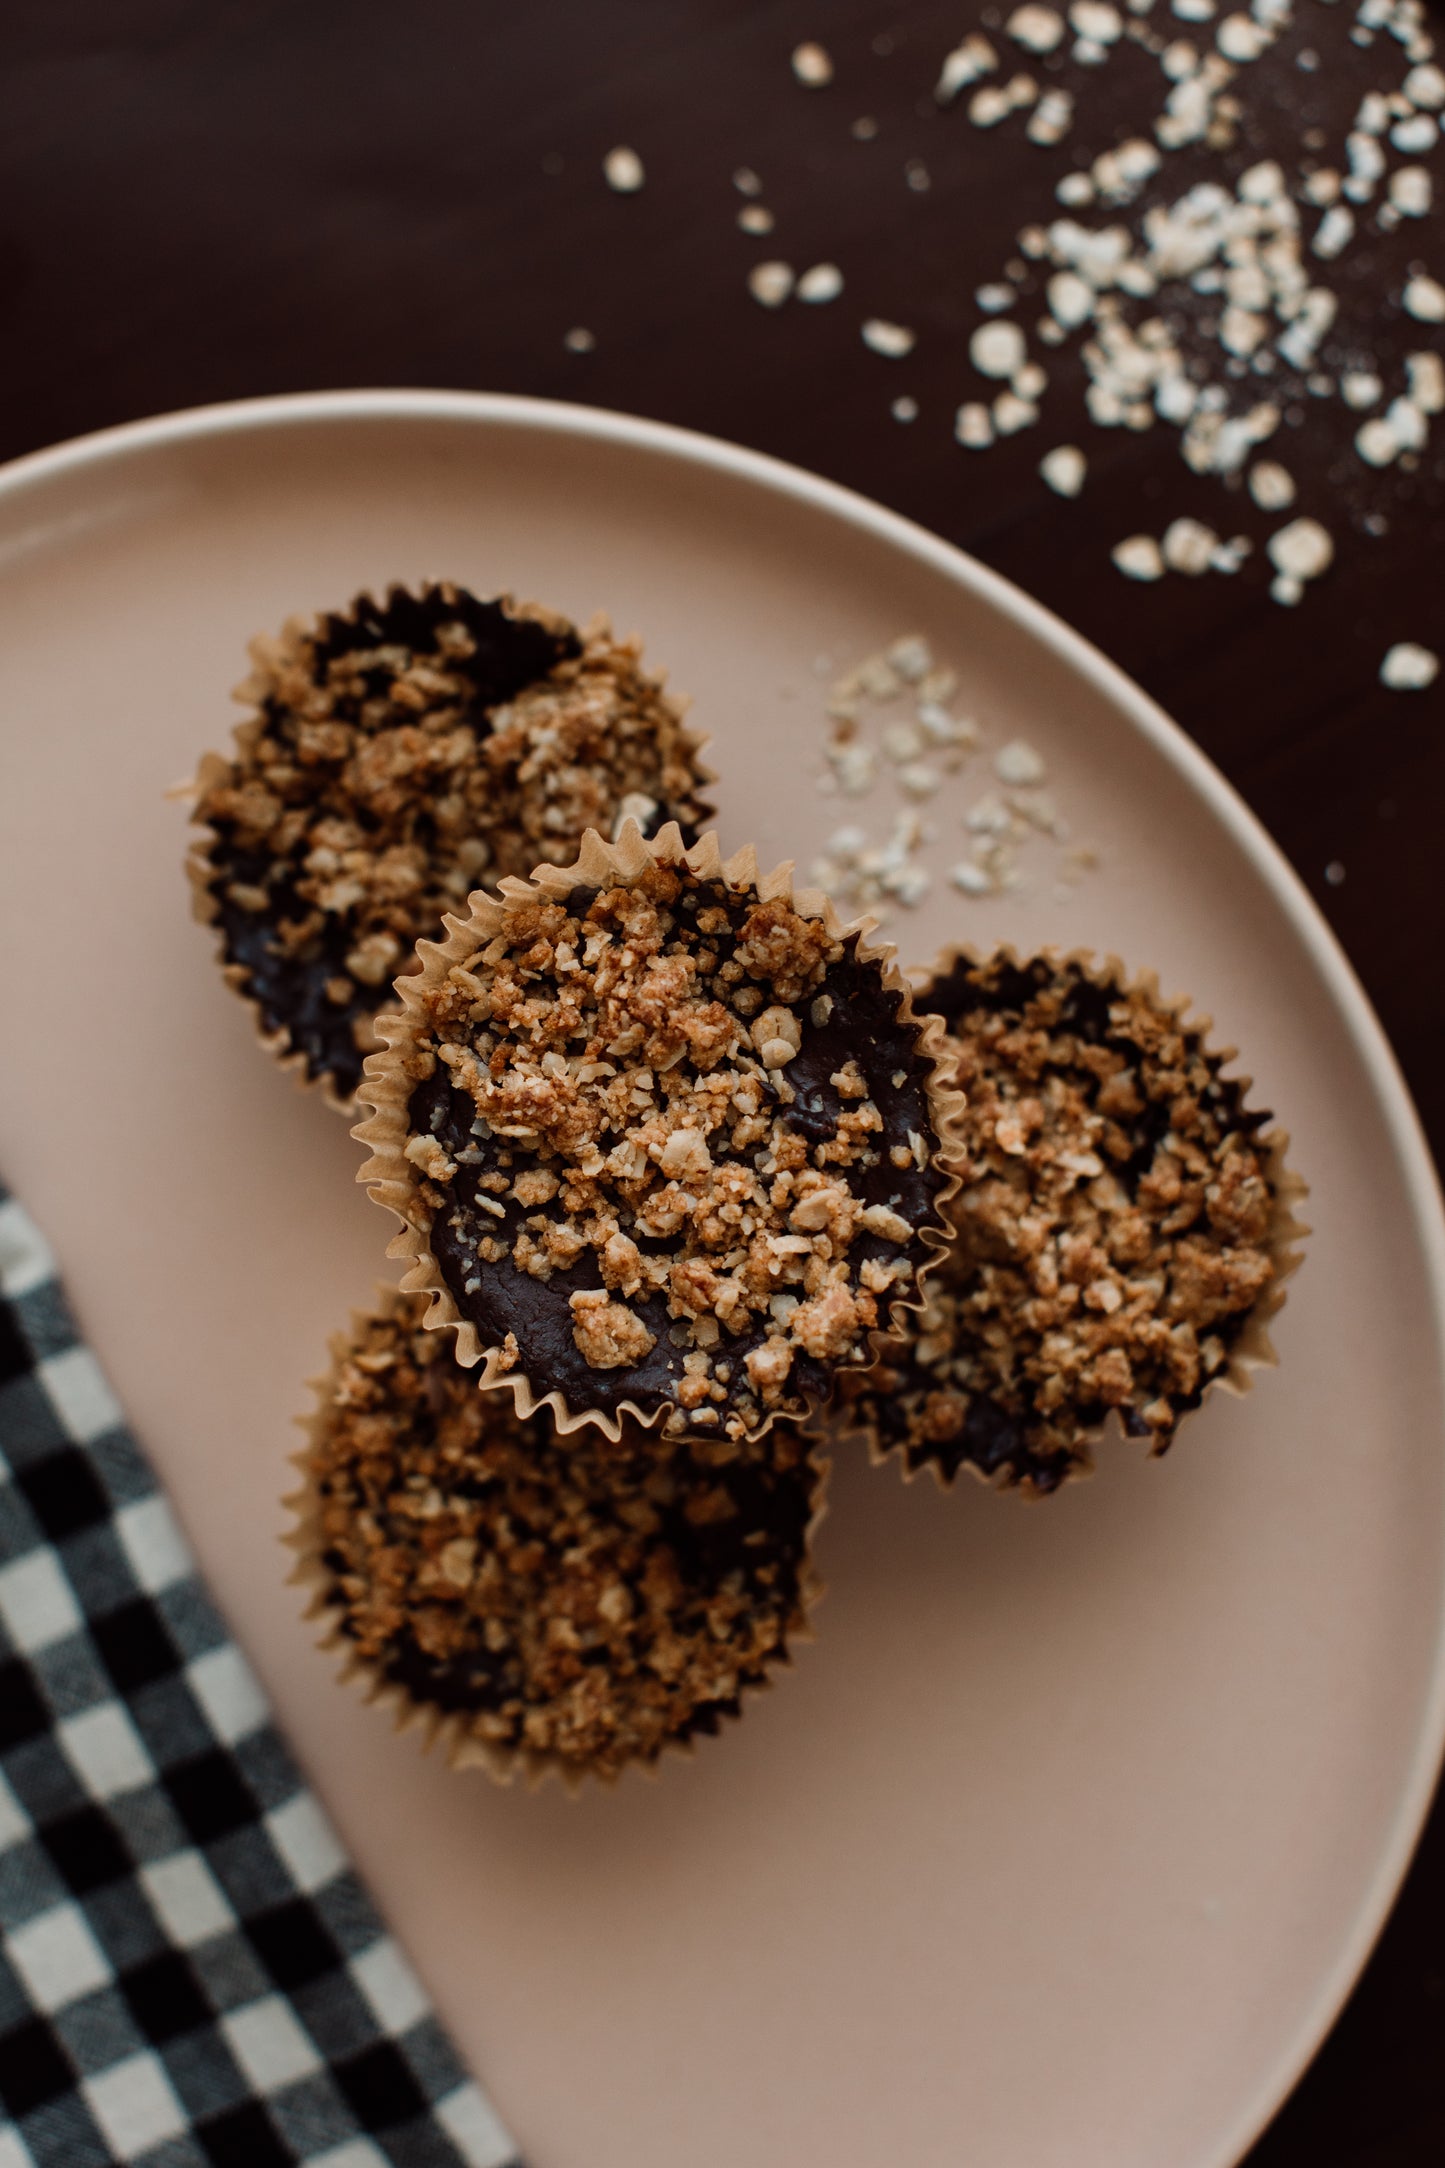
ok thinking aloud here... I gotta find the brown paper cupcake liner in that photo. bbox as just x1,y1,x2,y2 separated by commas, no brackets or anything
181,595,717,1118
352,820,967,1445
822,941,1309,1496
283,1286,829,1792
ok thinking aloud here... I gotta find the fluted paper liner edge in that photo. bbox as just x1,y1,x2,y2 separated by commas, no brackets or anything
180,595,717,1120
282,1285,829,1793
350,820,968,1444
825,940,1309,1497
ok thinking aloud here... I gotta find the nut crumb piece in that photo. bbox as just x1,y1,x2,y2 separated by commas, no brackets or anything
569,1290,658,1368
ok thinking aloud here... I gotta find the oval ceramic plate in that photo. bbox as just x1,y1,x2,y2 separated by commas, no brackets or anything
1,392,1442,2168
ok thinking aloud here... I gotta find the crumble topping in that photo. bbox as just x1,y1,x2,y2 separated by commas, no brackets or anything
391,859,948,1436
835,952,1282,1491
192,583,712,1099
306,1297,819,1778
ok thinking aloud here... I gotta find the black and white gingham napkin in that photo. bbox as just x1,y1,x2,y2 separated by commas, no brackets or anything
0,1182,522,2168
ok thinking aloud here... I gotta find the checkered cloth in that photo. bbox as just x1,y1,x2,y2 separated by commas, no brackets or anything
0,1184,522,2168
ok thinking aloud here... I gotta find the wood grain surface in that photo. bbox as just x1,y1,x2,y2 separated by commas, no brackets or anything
2,3,1442,2161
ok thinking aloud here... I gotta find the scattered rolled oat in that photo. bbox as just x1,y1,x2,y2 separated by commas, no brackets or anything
899,0,1445,602
1008,5,1067,53
828,952,1294,1491
1342,371,1384,410
1356,415,1401,466
993,390,1040,433
1248,460,1296,510
360,835,955,1440
1266,516,1334,583
1390,168,1433,217
1113,534,1166,580
1162,515,1219,574
935,33,1000,104
603,146,645,193
738,204,775,234
792,40,834,87
797,261,845,303
1407,351,1445,413
995,739,1047,785
862,317,916,356
299,1293,822,1782
563,326,597,353
892,395,920,422
749,260,795,307
956,401,995,447
951,861,996,895
970,319,1027,378
1040,443,1087,494
1403,273,1445,322
812,635,1091,916
1380,641,1440,689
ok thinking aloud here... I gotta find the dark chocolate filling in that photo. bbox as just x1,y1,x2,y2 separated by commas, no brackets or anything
412,881,947,1428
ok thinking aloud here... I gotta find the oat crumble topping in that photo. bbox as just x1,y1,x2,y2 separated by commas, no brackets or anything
306,1297,819,1778
191,584,711,1100
835,953,1284,1491
386,856,949,1436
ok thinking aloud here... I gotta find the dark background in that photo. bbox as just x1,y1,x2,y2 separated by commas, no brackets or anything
3,2,1443,2160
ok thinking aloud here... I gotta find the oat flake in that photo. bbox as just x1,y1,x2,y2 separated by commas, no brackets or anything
603,146,645,193
862,318,916,357
792,41,834,87
1380,642,1440,689
797,262,845,304
749,261,795,308
1040,444,1087,494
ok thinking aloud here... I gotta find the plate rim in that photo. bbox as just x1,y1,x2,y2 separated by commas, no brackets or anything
3,385,1443,2168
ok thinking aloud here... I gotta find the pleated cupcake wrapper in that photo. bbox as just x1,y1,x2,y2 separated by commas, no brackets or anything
283,1285,830,1793
352,820,969,1446
824,940,1310,1496
181,594,717,1119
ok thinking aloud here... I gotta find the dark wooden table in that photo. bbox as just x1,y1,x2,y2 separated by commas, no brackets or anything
3,2,1443,2160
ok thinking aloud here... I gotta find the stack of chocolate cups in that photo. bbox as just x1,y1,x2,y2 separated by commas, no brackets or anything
185,584,1304,1789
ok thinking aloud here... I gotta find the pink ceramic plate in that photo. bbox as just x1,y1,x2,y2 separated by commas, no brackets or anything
1,391,1443,2168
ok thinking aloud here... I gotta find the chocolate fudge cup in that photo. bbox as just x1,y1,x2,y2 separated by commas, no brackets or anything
827,946,1308,1496
287,1289,827,1788
184,583,714,1112
353,822,966,1444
